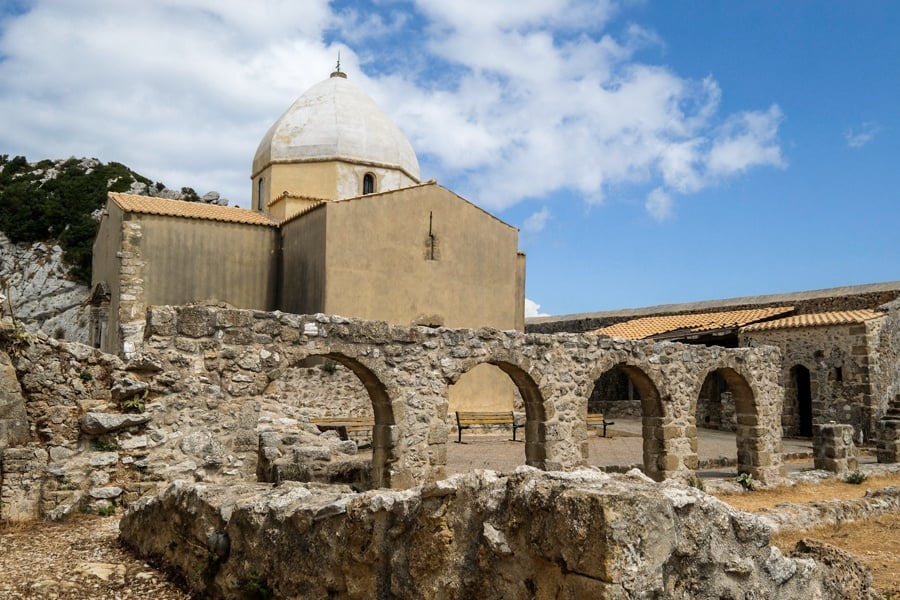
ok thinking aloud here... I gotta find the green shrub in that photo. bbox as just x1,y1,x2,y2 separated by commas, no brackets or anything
844,470,867,485
120,393,146,413
0,155,164,284
735,472,754,491
91,438,118,452
241,574,273,600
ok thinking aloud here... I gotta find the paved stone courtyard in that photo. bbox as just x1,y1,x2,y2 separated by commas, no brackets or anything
446,418,818,477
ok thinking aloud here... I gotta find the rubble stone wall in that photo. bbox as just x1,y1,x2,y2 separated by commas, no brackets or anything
1,305,786,520
741,321,881,437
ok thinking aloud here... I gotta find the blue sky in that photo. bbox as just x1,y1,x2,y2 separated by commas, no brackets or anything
1,1,897,317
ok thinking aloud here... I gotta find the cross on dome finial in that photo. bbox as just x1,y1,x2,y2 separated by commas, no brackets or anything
330,51,347,78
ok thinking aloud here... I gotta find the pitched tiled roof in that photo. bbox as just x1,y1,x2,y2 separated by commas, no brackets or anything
741,310,883,332
591,306,795,340
109,192,278,227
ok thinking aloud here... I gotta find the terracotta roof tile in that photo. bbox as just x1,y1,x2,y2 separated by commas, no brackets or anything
740,310,883,332
591,306,795,340
109,192,278,227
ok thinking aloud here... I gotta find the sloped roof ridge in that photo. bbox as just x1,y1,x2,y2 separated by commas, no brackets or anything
287,180,519,232
741,309,884,333
528,280,900,324
591,306,794,340
109,192,278,227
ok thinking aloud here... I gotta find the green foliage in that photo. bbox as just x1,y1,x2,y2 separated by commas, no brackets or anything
320,359,338,374
181,186,199,201
97,505,116,517
844,470,868,485
735,472,755,491
0,320,31,351
0,155,168,284
120,392,146,413
241,574,273,600
91,438,118,452
687,473,705,492
79,370,93,382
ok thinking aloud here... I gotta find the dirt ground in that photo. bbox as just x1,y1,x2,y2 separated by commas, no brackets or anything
713,472,900,597
1,473,898,599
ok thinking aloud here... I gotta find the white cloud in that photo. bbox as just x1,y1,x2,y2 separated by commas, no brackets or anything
522,207,551,234
845,121,880,149
0,0,785,217
705,105,785,177
645,188,672,222
524,298,550,317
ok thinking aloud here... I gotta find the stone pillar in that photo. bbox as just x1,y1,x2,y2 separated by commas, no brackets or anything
813,424,857,473
876,415,900,464
1,447,49,522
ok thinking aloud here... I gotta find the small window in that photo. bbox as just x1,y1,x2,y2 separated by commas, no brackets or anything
362,173,375,195
834,367,843,382
257,177,264,211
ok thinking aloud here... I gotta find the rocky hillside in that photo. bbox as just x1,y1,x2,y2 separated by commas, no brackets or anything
0,155,228,343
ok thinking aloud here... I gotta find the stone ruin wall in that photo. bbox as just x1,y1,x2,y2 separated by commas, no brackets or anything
872,299,900,415
1,305,788,521
118,469,880,600
741,321,881,438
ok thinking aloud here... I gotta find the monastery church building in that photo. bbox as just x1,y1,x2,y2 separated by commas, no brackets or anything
91,67,525,411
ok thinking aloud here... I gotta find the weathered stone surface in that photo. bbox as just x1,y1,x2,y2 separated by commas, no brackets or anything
110,378,148,402
89,452,119,467
89,486,123,499
81,412,151,435
120,469,878,599
2,305,796,520
0,233,90,344
0,349,29,449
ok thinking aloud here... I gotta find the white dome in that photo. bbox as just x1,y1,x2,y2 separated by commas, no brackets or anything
252,73,420,181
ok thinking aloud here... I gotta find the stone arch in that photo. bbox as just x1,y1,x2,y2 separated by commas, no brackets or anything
490,359,547,468
696,370,733,431
588,362,667,480
453,357,547,469
318,352,395,488
268,350,397,489
692,364,779,480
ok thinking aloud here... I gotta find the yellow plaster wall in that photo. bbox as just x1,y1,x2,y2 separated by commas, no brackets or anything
280,207,327,315
253,160,420,212
138,216,278,309
323,184,522,330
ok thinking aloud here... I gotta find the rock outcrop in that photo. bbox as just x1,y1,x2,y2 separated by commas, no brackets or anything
119,468,879,599
0,233,90,344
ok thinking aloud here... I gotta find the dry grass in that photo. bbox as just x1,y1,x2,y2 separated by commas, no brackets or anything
713,472,900,597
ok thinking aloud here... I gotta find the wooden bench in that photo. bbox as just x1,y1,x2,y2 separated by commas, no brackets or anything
309,416,374,441
455,411,521,443
586,413,614,437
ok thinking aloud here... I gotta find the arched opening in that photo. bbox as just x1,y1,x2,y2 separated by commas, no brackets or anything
445,360,545,472
588,365,641,418
258,352,395,489
697,371,733,431
588,364,665,480
362,173,376,195
695,367,760,477
791,365,813,437
256,177,265,211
